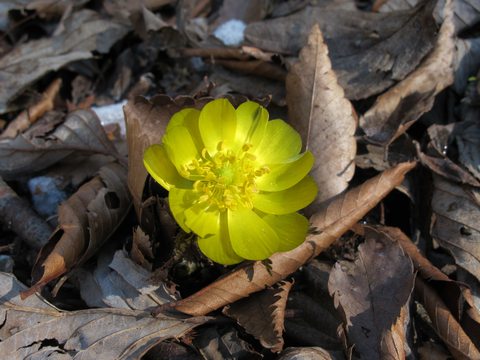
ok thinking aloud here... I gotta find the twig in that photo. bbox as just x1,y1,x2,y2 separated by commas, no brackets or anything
0,177,52,250
0,78,62,139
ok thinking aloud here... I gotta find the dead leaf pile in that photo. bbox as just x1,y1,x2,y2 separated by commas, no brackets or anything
0,0,479,358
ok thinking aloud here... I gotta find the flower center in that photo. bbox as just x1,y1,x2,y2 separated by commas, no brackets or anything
182,142,269,210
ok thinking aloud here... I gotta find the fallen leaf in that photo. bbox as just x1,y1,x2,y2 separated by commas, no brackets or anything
245,1,438,99
131,226,154,270
456,119,480,182
431,175,480,281
378,226,480,348
73,249,177,310
171,162,416,316
360,0,455,145
376,0,479,35
0,272,208,360
0,109,121,180
286,25,356,210
415,276,480,359
328,227,414,359
194,327,263,360
215,0,270,25
223,281,293,353
0,9,129,113
277,347,335,360
23,162,131,297
454,37,480,94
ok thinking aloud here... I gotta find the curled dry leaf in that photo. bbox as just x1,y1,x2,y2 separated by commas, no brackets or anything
22,162,131,298
328,227,414,359
0,9,129,113
245,1,438,99
223,280,293,353
277,347,335,360
415,277,480,359
0,272,208,360
0,109,120,180
286,25,356,211
360,0,455,145
171,162,416,316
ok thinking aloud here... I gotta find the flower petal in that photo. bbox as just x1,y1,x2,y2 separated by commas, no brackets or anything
197,213,244,265
169,188,199,232
261,213,309,252
235,101,268,150
163,125,200,172
253,176,318,215
184,203,220,238
143,144,191,190
199,98,237,154
254,119,302,163
256,151,314,191
166,108,203,151
228,208,279,260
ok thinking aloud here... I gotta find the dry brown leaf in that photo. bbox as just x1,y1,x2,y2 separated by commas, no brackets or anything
431,175,480,281
170,161,416,316
360,0,455,145
245,1,438,100
415,276,480,359
23,162,131,298
131,226,154,271
0,79,62,139
0,109,121,180
328,227,414,359
223,281,293,353
286,24,356,210
0,9,128,113
0,272,207,360
379,226,480,348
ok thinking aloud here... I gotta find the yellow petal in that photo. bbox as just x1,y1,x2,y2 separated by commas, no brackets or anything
197,213,244,265
166,108,203,151
253,176,318,215
163,125,200,172
254,119,302,163
199,98,237,154
262,213,309,252
256,151,314,191
235,101,268,150
169,188,199,233
143,144,191,190
228,208,279,260
184,203,220,238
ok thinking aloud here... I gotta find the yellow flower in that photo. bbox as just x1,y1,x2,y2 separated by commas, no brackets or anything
143,99,317,264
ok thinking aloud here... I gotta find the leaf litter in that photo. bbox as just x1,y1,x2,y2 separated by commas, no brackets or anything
0,0,480,358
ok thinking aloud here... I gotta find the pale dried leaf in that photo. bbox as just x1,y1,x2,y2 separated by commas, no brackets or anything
223,281,293,353
277,347,335,360
286,25,356,210
172,162,416,316
0,10,128,113
245,1,438,99
75,249,177,310
360,0,455,145
25,162,131,297
415,277,480,359
0,272,207,360
0,109,120,180
328,227,414,359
